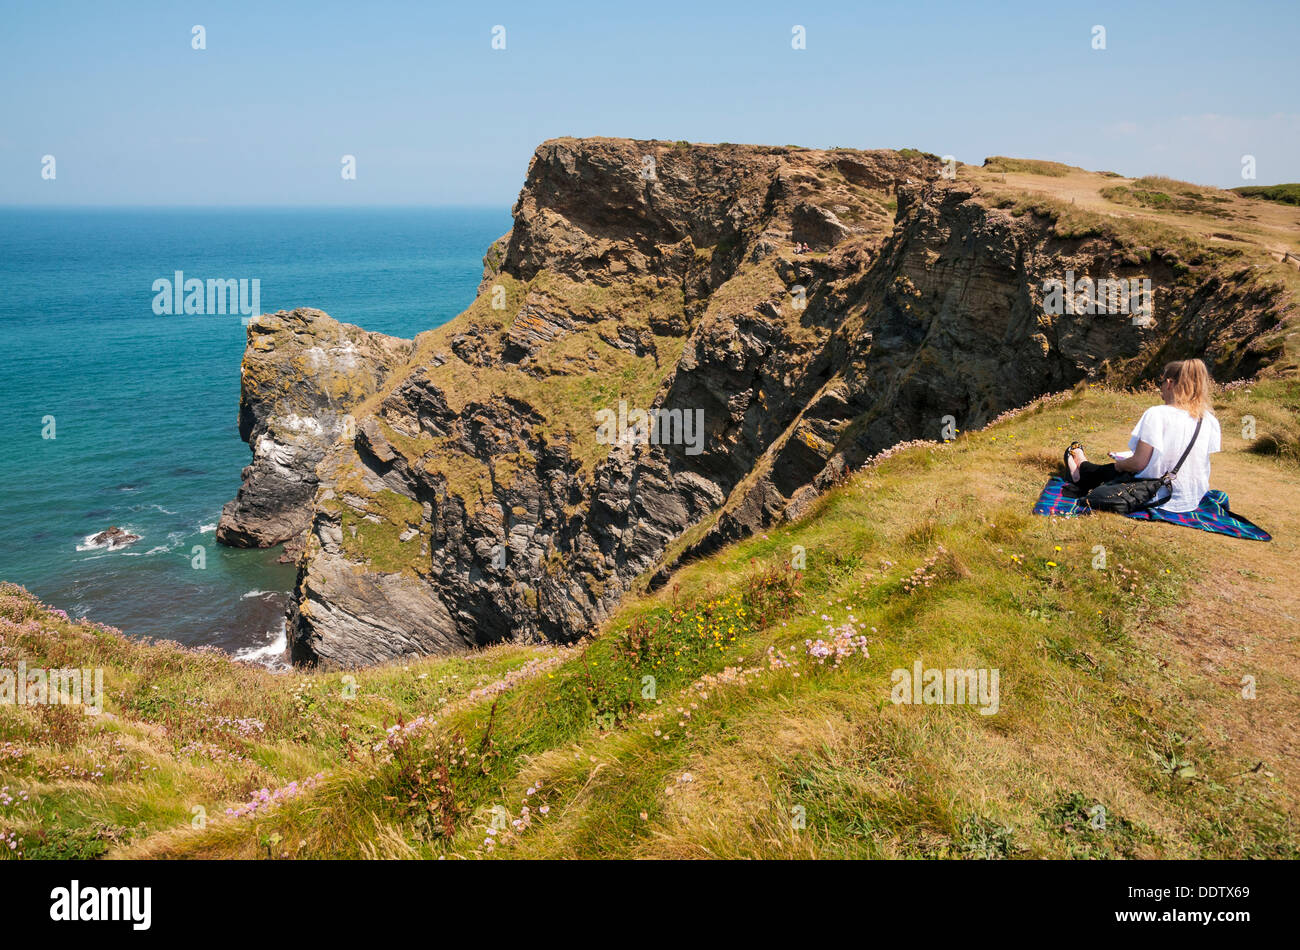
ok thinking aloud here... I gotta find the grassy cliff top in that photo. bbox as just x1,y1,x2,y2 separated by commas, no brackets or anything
970,160,1300,294
1232,183,1300,207
3,378,1297,859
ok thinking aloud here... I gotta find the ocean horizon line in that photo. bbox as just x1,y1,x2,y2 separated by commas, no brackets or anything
0,203,512,213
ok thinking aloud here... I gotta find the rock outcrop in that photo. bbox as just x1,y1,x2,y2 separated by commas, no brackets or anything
86,526,140,550
216,308,413,560
219,138,1293,666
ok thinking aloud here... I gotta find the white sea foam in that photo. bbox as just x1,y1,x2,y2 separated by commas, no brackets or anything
76,532,105,552
234,621,289,672
141,531,187,556
120,502,175,515
199,523,217,533
240,589,273,600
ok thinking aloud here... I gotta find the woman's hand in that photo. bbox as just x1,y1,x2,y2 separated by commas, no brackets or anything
1113,441,1154,473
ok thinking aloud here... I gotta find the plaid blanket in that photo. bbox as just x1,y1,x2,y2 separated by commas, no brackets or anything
1032,476,1271,541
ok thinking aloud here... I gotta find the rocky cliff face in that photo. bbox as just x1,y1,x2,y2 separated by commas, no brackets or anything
219,138,1292,666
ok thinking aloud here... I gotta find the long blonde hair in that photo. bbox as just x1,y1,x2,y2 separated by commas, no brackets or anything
1162,359,1213,419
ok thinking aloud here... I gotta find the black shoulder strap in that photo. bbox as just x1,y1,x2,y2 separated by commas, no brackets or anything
1164,416,1204,480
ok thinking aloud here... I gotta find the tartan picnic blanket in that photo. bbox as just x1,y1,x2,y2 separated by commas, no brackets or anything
1032,476,1271,541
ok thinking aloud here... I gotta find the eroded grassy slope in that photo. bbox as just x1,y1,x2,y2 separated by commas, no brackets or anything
2,381,1297,859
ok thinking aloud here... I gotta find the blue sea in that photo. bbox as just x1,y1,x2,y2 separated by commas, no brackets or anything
0,207,510,665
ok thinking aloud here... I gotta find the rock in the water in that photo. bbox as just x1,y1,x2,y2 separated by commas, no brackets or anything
87,526,140,550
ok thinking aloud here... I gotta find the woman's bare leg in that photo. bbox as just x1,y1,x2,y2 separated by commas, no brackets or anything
1066,445,1087,483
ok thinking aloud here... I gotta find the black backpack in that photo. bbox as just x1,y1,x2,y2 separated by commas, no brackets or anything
1084,417,1203,515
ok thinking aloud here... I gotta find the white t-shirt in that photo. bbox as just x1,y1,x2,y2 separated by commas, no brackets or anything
1128,405,1221,512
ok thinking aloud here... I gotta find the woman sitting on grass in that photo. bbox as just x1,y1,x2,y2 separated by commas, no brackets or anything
1064,358,1222,512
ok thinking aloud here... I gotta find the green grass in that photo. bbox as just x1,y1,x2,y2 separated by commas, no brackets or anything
898,147,941,163
1101,179,1234,218
1231,183,1300,206
1229,377,1300,467
983,156,1074,177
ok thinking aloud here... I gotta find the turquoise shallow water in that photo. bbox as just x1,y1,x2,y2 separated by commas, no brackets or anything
0,207,510,662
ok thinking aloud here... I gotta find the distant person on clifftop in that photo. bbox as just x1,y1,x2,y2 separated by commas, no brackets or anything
1063,358,1222,512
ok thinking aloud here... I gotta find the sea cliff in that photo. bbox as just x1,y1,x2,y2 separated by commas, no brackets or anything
218,138,1295,666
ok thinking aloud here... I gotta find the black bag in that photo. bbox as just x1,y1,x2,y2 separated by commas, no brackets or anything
1084,417,1203,514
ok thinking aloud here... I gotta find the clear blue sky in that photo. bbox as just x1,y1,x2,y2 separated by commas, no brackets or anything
1,0,1295,205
